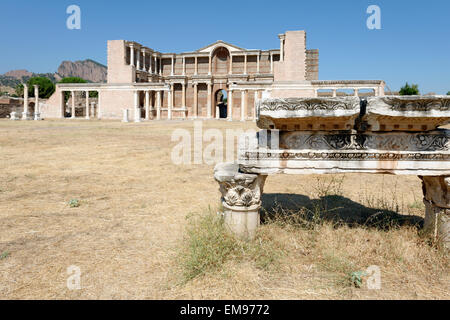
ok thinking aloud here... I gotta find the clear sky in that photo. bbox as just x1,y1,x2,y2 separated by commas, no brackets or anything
0,0,449,93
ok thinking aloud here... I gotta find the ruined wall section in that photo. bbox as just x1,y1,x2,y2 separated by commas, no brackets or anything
107,40,135,84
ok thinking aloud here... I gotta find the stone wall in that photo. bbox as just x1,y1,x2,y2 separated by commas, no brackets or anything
107,40,134,83
306,49,319,80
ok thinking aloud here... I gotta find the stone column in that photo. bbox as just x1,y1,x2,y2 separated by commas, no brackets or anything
136,49,141,70
354,89,359,97
270,52,274,73
122,109,129,122
85,91,90,119
22,84,29,120
254,90,258,120
229,55,233,75
420,176,450,250
228,89,233,121
314,89,318,98
193,83,198,118
130,44,135,66
97,91,102,119
182,83,186,119
156,91,161,120
207,82,212,118
194,56,198,75
240,90,246,121
145,90,150,120
244,54,247,75
182,56,186,76
90,102,95,118
214,163,267,240
171,56,174,76
34,85,40,120
60,90,65,118
168,85,173,120
159,57,162,76
152,56,156,74
208,55,212,75
256,53,260,74
134,90,141,122
71,91,76,118
332,89,337,97
279,34,285,62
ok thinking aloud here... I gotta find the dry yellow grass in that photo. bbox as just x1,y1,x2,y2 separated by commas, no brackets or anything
0,119,448,299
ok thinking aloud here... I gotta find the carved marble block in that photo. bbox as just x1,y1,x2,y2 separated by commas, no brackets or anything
238,130,450,176
215,96,450,245
214,162,267,239
256,97,360,131
364,96,450,132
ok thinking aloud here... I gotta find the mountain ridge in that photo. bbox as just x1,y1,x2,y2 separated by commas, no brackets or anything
0,59,107,94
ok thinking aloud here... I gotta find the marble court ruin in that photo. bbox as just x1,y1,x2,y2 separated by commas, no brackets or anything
12,29,449,251
215,96,450,249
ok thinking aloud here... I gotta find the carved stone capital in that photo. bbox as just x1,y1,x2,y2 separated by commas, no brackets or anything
214,162,267,209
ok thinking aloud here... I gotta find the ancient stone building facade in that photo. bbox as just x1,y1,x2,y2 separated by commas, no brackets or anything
40,30,385,121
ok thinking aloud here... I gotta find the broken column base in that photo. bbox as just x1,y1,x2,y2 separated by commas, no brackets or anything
10,112,19,120
222,202,261,240
21,112,31,120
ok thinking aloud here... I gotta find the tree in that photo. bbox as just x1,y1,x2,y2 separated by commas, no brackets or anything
399,82,419,96
27,77,55,98
447,91,450,95
15,83,24,97
59,77,98,98
59,77,87,84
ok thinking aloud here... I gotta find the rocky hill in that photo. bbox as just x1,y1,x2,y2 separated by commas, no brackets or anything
4,69,33,79
0,59,107,95
57,59,107,83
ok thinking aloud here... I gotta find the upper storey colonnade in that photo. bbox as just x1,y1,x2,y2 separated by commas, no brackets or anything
123,40,281,82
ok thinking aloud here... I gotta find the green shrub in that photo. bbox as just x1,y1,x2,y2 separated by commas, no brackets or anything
0,251,10,260
69,199,80,208
179,210,283,282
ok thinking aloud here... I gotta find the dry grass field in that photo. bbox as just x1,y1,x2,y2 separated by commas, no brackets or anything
0,119,448,299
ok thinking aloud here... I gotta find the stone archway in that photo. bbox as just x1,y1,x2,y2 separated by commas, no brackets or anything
214,89,227,119
212,47,230,75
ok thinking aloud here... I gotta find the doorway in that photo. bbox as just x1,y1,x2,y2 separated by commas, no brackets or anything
215,89,227,119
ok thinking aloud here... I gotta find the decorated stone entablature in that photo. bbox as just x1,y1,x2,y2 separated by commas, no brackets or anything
256,97,360,131
364,96,450,132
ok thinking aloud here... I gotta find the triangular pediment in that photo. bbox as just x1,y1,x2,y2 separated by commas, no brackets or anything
196,40,246,53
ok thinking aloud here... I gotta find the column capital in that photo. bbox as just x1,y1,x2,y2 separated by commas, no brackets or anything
214,162,267,239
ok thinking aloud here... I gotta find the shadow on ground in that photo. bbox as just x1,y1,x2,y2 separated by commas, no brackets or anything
261,193,424,230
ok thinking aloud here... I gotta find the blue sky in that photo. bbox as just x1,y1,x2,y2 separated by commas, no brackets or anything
0,0,449,93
